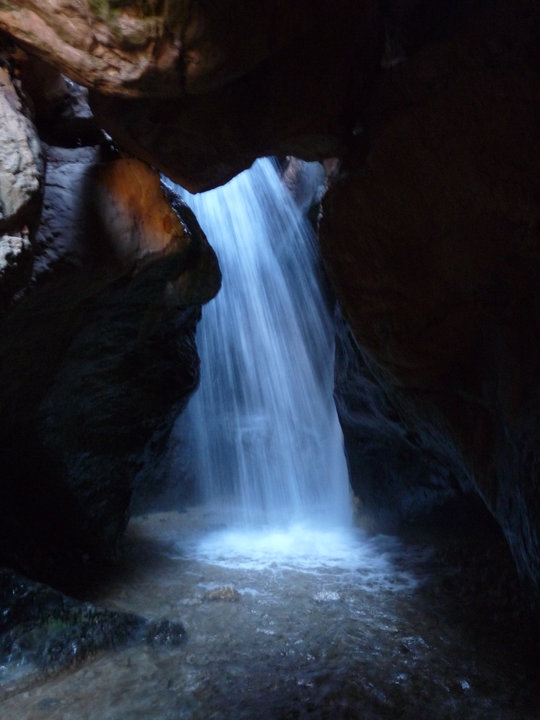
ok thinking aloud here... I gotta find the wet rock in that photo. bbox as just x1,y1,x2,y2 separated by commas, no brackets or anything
0,231,32,308
399,636,429,655
146,619,185,648
0,569,146,673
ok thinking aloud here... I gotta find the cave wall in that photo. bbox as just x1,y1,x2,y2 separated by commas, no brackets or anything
320,0,540,595
0,55,220,582
0,0,539,602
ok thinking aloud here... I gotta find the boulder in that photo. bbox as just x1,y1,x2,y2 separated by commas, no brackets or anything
0,568,185,683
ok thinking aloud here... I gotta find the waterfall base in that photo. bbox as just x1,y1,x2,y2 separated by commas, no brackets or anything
1,510,536,720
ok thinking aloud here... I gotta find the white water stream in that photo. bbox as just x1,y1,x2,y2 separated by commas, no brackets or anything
169,159,351,548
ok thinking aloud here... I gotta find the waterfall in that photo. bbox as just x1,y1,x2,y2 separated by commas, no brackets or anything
171,158,351,529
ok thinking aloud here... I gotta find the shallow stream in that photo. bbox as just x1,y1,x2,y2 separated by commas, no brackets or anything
1,509,537,720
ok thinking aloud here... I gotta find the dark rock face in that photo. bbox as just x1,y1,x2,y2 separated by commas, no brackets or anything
0,569,185,677
0,65,221,584
0,244,212,585
334,311,474,530
321,0,540,597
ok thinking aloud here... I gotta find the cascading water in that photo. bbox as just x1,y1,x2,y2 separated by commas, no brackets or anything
170,158,352,534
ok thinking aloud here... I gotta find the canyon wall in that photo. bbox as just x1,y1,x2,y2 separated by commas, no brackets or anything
0,0,539,602
0,54,220,583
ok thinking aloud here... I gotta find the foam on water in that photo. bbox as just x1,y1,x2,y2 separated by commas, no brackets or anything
162,509,423,592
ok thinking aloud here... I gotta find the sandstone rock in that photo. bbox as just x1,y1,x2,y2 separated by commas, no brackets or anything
203,586,241,602
90,157,199,268
0,63,42,241
0,1,185,98
334,311,472,530
1,0,381,191
0,0,539,609
280,157,326,214
0,133,220,581
88,0,381,191
320,1,540,595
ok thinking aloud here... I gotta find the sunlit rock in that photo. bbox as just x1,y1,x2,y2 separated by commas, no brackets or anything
0,0,186,97
0,65,43,233
0,62,43,305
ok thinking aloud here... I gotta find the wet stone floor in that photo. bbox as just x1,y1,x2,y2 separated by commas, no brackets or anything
1,509,538,720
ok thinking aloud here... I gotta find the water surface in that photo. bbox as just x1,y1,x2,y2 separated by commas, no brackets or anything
1,510,537,720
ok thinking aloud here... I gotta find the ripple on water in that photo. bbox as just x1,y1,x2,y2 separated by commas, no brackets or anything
1,510,537,720
167,515,428,595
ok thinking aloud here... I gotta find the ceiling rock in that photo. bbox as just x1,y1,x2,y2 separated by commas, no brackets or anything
0,0,381,191
0,0,186,97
